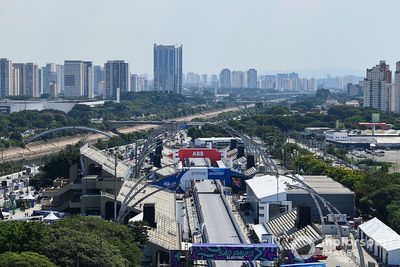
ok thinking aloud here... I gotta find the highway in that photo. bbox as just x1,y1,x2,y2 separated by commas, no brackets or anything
196,180,244,267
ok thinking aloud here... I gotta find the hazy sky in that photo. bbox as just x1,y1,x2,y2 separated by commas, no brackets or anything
1,0,399,76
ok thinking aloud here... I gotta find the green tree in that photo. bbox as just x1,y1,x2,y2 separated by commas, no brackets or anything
0,252,55,267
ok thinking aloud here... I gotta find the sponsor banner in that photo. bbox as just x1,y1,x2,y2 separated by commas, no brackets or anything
178,148,221,163
191,243,278,261
281,264,326,267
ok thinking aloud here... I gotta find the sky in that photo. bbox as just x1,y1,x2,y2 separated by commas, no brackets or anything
1,0,400,77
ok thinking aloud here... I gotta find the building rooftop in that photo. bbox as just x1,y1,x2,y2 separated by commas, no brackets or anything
80,145,130,178
359,217,400,252
245,175,301,200
288,175,353,194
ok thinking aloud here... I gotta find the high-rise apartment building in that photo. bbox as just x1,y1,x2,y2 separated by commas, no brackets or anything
64,60,94,98
42,63,62,97
64,60,84,97
231,71,245,88
104,60,130,99
260,75,276,89
83,61,94,98
131,74,148,92
12,63,25,96
363,60,392,112
153,44,183,93
42,63,56,94
219,69,231,88
247,69,258,89
93,65,105,97
201,74,208,86
394,62,400,113
186,72,200,84
210,74,218,88
276,74,289,91
25,63,40,97
0,58,12,98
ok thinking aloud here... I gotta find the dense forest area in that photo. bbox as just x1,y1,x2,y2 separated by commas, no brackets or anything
0,216,147,266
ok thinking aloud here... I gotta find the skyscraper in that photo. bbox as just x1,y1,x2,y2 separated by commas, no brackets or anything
64,60,94,98
83,61,94,98
42,63,62,97
0,58,12,98
12,63,26,96
64,60,84,97
25,63,40,97
201,74,208,86
231,71,245,88
153,44,183,93
104,60,130,99
42,63,56,94
394,62,400,113
210,74,219,88
276,74,289,91
186,72,200,84
247,69,258,89
219,69,231,88
93,65,105,97
363,60,392,112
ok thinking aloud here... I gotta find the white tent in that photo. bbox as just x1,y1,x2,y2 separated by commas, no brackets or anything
359,217,400,265
23,193,35,200
44,211,59,221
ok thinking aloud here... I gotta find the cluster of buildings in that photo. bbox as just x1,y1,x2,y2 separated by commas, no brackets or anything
363,60,400,113
0,44,183,100
218,69,318,91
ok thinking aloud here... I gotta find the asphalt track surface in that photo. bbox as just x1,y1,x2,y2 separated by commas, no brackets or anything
196,181,244,267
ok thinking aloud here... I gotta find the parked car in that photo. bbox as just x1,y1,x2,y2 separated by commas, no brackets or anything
313,254,328,260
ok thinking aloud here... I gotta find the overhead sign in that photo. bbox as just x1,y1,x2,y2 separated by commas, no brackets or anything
191,243,278,261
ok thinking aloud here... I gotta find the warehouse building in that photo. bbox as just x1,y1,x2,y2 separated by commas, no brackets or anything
245,175,355,224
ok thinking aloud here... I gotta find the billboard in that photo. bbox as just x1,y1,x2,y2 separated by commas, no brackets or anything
191,243,278,261
178,148,221,163
151,168,247,193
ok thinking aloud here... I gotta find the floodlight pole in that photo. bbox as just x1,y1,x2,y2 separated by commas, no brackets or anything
114,152,118,222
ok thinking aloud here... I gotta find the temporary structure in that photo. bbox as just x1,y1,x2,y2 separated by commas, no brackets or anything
44,211,60,221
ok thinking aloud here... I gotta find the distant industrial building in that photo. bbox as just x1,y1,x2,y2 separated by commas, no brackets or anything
325,127,400,148
153,44,182,94
0,99,106,114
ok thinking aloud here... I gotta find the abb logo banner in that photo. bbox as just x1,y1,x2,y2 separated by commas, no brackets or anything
178,148,221,163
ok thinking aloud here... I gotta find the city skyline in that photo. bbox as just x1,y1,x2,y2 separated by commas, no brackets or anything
1,0,400,76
